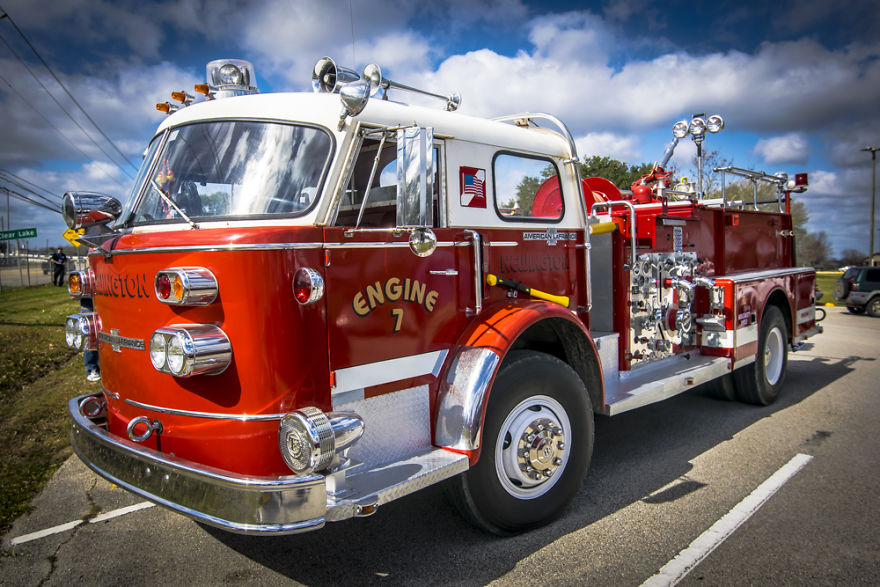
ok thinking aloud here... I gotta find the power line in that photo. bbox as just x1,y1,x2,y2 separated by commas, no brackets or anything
0,30,136,181
0,71,131,191
4,186,58,213
0,173,58,208
0,168,56,200
0,7,138,172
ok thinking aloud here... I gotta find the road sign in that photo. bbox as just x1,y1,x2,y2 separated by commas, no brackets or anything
63,228,85,246
0,227,37,241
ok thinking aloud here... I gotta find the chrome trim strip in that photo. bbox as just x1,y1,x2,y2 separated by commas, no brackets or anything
69,394,327,535
90,239,516,257
124,399,286,421
91,242,324,256
434,346,501,451
488,241,517,247
722,267,813,283
324,241,460,250
332,349,449,395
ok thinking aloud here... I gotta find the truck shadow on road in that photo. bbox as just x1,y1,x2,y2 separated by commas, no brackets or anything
201,352,869,586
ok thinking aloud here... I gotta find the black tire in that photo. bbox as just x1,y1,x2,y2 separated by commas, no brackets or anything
868,297,880,318
446,351,593,535
833,278,849,301
847,305,866,314
734,306,788,405
705,373,737,401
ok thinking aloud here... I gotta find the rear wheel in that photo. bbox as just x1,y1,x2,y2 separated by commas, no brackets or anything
446,351,593,535
734,306,788,406
868,297,880,318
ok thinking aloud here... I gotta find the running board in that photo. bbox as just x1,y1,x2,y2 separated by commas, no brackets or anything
325,448,468,522
603,352,732,415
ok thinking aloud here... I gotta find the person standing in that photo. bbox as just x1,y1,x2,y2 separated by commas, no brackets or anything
50,247,67,286
81,296,101,381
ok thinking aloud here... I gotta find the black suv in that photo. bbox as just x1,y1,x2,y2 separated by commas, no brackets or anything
834,266,880,316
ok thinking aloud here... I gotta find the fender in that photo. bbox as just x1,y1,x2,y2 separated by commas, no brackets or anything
434,299,599,465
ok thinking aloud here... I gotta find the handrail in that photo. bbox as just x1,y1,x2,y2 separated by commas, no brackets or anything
591,200,637,269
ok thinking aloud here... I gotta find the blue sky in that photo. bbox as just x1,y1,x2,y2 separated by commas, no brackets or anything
1,0,878,257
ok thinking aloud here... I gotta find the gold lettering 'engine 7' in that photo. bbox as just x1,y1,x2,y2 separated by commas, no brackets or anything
352,277,440,317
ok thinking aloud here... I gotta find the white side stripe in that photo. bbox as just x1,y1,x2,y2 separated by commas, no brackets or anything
641,453,813,587
332,349,448,395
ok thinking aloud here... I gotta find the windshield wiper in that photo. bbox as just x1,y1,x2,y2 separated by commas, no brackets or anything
150,178,199,229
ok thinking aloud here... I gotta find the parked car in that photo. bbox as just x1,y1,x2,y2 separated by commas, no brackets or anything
834,266,880,316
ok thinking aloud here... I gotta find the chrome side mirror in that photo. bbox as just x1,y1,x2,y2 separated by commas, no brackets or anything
409,227,437,257
61,192,122,229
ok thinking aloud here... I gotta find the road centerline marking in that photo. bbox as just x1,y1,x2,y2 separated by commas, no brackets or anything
641,453,813,587
9,501,155,547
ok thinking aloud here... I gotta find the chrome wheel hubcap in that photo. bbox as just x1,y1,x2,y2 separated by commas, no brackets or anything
496,395,570,499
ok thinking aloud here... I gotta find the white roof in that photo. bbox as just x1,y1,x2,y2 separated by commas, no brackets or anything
156,92,572,158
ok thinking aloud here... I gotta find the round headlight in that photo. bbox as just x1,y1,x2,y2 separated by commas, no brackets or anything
166,333,188,375
707,114,724,133
672,120,689,139
218,63,244,86
149,333,167,370
65,318,77,348
689,117,706,137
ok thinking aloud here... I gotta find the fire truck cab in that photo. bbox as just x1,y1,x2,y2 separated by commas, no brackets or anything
62,58,821,535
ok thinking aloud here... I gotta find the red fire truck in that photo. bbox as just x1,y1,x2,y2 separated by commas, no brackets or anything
61,58,822,535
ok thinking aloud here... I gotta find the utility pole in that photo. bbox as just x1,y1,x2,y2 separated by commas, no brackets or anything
862,146,879,266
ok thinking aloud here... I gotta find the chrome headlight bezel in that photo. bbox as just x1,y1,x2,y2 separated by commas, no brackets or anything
148,324,231,377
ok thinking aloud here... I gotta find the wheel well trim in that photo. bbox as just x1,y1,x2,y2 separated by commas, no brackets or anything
433,300,601,465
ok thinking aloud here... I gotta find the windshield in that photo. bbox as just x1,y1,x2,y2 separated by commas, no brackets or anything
129,121,333,224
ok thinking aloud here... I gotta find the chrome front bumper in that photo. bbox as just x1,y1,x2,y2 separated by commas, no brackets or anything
69,393,469,534
69,395,326,535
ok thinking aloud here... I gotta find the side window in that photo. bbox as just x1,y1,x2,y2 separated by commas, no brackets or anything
865,268,880,283
493,153,563,221
335,137,440,227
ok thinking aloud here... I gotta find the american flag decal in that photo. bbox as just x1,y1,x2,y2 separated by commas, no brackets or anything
460,166,486,208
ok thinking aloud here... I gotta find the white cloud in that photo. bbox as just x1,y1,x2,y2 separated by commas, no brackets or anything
576,132,642,162
754,133,810,165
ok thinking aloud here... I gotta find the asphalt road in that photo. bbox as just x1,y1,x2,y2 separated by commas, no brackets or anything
2,307,878,585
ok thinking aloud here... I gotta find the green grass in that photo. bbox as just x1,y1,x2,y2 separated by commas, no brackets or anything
0,285,86,536
816,271,843,306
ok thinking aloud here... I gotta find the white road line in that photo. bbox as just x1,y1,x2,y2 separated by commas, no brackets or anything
641,453,814,587
9,501,155,547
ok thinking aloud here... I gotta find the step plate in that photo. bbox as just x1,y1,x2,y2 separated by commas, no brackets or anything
326,448,468,522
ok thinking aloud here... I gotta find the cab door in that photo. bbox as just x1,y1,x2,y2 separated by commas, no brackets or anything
322,128,475,404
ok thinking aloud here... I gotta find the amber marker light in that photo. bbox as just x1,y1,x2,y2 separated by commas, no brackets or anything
67,270,94,298
194,83,210,95
156,102,171,114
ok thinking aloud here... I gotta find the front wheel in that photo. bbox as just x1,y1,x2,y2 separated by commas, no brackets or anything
734,306,788,405
446,351,593,535
867,297,880,318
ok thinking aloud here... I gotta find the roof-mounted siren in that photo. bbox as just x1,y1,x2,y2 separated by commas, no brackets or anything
312,57,361,93
311,57,461,130
193,59,259,101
